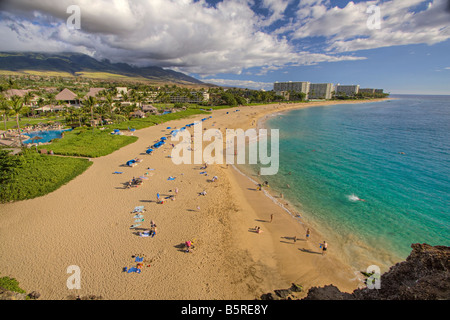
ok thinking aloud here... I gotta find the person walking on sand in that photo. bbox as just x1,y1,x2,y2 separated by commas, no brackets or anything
306,228,310,241
175,187,178,195
321,241,327,255
151,225,157,238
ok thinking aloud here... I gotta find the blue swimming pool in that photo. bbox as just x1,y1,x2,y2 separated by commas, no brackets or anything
23,129,72,144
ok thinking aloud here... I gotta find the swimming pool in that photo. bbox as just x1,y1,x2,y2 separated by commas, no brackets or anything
23,129,72,144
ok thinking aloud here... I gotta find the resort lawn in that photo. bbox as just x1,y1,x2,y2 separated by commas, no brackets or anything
110,108,210,130
0,150,93,203
38,128,138,158
2,116,65,130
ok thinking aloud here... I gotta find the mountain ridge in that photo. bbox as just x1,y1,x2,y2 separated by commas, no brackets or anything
0,52,205,86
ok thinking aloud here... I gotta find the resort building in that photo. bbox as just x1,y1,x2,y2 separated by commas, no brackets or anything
273,81,310,99
275,91,290,100
3,89,33,100
84,88,106,99
359,88,376,94
375,89,384,94
55,88,79,106
132,110,146,118
335,85,360,97
116,87,128,98
169,92,209,104
309,83,334,100
142,104,158,114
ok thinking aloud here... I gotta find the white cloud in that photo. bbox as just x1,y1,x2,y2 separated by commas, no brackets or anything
289,0,450,53
0,0,366,75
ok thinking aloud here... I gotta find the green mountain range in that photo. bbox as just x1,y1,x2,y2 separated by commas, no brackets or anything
0,52,204,85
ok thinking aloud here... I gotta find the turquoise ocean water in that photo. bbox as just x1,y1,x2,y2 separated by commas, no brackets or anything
239,95,450,272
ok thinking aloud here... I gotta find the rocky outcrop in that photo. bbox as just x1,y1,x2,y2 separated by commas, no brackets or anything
262,244,450,300
0,287,40,300
351,243,450,300
66,294,103,300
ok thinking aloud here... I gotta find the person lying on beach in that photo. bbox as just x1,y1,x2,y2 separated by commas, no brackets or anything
211,176,218,182
253,226,263,234
199,190,207,196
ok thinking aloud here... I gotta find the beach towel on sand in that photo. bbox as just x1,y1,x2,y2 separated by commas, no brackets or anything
133,206,145,212
135,257,144,262
133,214,144,219
130,224,141,229
114,171,123,174
167,177,176,181
125,267,141,274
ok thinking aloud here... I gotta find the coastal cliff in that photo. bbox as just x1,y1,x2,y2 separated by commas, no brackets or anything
262,243,450,300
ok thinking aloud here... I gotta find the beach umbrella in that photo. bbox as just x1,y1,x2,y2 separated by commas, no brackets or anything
31,136,43,151
31,136,43,142
161,137,167,140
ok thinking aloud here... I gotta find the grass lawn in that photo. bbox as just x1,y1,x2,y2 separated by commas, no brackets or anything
38,128,138,158
0,150,93,203
1,116,65,131
109,108,210,130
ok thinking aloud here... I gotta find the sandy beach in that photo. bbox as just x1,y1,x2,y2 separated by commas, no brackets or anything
0,98,388,300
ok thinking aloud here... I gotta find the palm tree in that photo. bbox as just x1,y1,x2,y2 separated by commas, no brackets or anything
104,94,114,118
36,97,45,117
9,95,25,146
83,96,97,128
0,95,11,131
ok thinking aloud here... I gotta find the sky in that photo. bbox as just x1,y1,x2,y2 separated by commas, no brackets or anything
0,0,449,94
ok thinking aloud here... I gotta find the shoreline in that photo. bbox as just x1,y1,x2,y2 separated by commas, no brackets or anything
218,98,392,297
0,98,389,299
